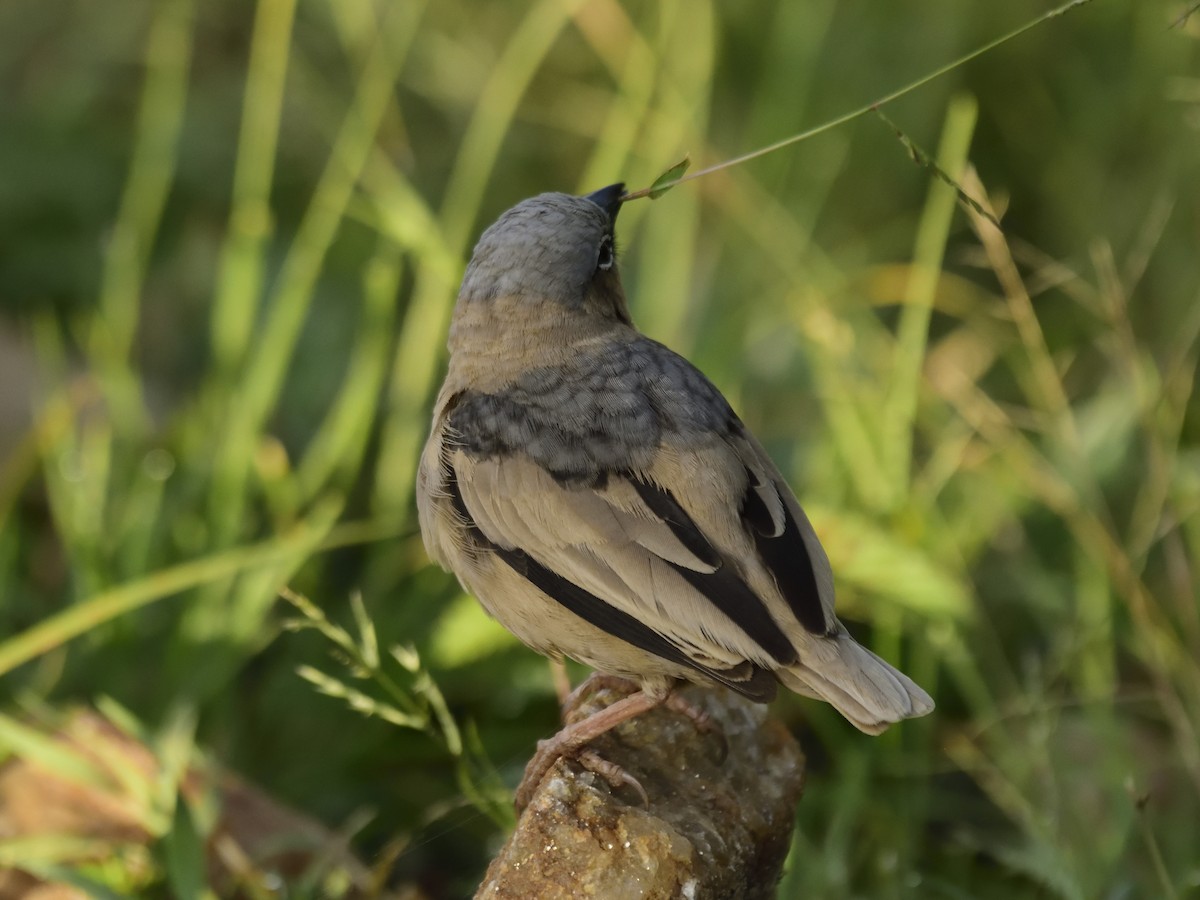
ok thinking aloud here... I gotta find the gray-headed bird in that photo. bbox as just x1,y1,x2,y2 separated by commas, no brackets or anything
417,183,933,807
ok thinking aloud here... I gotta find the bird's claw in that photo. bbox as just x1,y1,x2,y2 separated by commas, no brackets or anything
577,749,648,806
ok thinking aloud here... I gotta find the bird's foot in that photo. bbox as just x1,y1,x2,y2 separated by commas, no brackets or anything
577,749,648,806
514,682,731,811
514,688,662,812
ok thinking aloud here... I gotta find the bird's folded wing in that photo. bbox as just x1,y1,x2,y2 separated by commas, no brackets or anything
449,446,807,674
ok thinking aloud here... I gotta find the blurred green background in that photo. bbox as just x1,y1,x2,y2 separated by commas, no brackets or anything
2,0,1199,896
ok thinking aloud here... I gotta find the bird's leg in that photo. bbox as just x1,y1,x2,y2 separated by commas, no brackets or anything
549,658,573,707
561,672,641,722
514,688,665,811
514,680,732,811
562,675,722,749
562,676,728,761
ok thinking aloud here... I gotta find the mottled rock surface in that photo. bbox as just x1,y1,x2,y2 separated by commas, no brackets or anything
477,685,805,899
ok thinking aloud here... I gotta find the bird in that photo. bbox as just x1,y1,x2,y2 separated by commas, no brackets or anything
417,182,933,807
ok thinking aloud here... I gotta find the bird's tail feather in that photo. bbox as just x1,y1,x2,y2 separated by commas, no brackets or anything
778,635,934,735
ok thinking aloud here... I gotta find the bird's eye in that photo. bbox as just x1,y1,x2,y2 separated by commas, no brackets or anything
596,234,615,272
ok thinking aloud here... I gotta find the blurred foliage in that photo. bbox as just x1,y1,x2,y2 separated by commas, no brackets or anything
1,0,1199,896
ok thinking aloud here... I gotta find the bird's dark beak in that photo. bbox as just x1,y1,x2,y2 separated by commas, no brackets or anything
584,183,625,223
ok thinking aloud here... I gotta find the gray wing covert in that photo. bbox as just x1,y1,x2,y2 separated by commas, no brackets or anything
447,336,733,486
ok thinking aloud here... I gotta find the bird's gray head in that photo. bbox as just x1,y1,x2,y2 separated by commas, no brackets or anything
456,184,629,322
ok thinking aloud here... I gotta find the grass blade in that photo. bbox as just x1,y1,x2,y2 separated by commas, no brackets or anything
89,0,196,434
0,497,343,678
210,0,300,373
881,94,978,506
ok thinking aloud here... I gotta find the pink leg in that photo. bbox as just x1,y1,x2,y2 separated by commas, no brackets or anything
564,675,719,744
549,659,572,707
561,672,640,722
514,688,665,811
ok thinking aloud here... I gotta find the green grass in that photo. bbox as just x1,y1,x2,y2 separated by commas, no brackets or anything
1,0,1199,896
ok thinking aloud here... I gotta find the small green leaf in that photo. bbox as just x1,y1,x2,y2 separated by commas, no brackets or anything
350,591,379,669
648,155,691,199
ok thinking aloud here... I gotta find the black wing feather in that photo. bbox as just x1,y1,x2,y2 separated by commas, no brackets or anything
629,478,798,665
446,463,778,702
739,466,830,635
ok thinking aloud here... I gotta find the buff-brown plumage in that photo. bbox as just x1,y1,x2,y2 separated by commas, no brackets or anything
417,185,933,735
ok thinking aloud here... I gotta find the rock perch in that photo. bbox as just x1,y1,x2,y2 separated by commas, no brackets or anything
477,684,806,899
